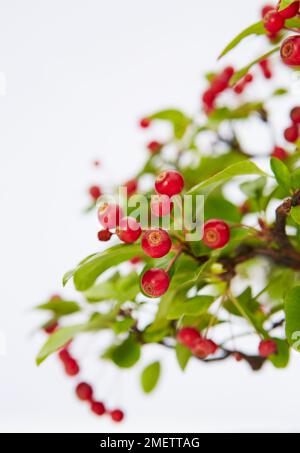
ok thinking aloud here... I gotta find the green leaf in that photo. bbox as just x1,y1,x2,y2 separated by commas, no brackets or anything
167,295,214,320
267,267,296,301
187,161,267,197
65,244,145,291
270,157,291,193
111,335,141,368
224,287,260,317
268,338,290,369
84,272,140,303
230,47,280,85
218,21,265,59
36,324,85,365
36,300,80,316
141,361,161,393
112,317,135,334
272,88,288,97
148,109,192,139
240,176,266,200
285,286,300,352
176,343,192,371
278,0,296,11
291,167,300,191
291,206,300,225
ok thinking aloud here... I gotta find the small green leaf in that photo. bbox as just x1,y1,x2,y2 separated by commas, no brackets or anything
167,295,214,320
270,157,291,193
141,361,161,393
112,317,135,334
218,21,265,59
268,338,290,369
278,0,297,11
176,343,192,371
272,88,288,97
285,286,300,352
291,206,300,225
111,335,141,368
148,109,192,139
240,176,266,200
291,167,300,191
36,300,80,316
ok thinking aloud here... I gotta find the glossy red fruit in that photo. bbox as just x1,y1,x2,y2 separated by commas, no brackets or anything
234,83,244,95
147,141,162,154
64,358,80,376
110,409,124,422
141,268,170,298
291,106,300,124
258,339,277,357
116,217,142,244
278,1,299,19
284,124,299,143
97,229,113,242
176,328,201,349
191,338,218,358
280,35,300,67
155,170,184,197
202,89,215,106
75,382,93,401
150,195,173,217
261,4,274,18
90,401,105,416
89,185,101,200
202,220,230,249
244,73,254,83
44,321,58,334
272,146,289,160
98,203,124,229
124,179,138,197
58,348,71,363
140,117,151,128
264,10,285,33
141,229,172,258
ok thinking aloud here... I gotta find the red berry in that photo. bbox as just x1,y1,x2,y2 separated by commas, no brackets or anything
191,338,218,358
281,35,300,67
44,321,58,334
278,1,299,19
234,83,244,95
233,352,243,362
90,401,105,416
221,66,235,83
141,268,170,298
98,203,124,229
75,382,93,401
116,217,142,243
130,256,143,264
64,358,80,376
202,219,230,249
141,229,172,258
211,76,228,95
150,195,173,217
140,117,151,128
58,348,71,363
259,59,273,79
110,409,124,422
264,10,285,34
202,89,215,106
261,4,274,18
271,146,289,160
89,185,101,200
147,141,162,154
176,327,201,349
284,124,299,143
97,229,113,242
155,170,184,197
124,178,138,197
291,106,300,124
258,339,277,357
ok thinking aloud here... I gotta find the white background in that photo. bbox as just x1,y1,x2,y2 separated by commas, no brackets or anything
1,0,300,433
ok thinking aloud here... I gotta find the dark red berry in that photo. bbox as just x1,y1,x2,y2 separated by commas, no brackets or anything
150,195,173,217
278,1,299,19
261,4,274,18
202,219,230,249
140,117,151,128
245,73,254,83
89,185,101,200
291,106,300,124
147,141,162,154
141,229,172,258
281,35,300,67
155,170,184,197
124,179,138,196
234,83,244,95
233,352,243,362
44,321,58,334
90,401,106,416
191,338,218,358
202,89,215,106
97,229,113,242
141,268,170,298
110,409,124,422
258,339,277,357
284,124,299,143
64,358,80,376
116,217,142,244
264,10,285,34
58,348,71,363
98,203,124,229
176,327,201,349
271,146,289,160
75,382,93,401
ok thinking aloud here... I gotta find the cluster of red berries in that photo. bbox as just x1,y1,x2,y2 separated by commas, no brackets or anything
177,327,218,359
284,106,300,143
263,1,299,35
233,73,254,95
202,66,235,113
43,321,124,422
